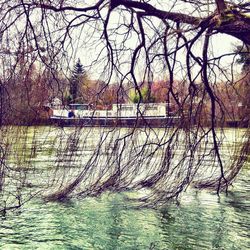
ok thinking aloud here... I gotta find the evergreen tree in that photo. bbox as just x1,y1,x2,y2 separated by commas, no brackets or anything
69,59,85,103
236,45,250,72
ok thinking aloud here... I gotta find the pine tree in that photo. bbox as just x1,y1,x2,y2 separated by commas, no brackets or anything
69,59,85,103
236,45,250,72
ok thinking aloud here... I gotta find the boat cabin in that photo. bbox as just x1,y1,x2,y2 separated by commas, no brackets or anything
51,102,171,118
69,104,89,111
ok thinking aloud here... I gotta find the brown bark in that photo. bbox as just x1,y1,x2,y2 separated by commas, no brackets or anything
216,19,250,45
113,0,200,25
215,0,227,14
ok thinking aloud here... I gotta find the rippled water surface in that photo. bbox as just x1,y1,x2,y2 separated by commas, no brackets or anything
0,127,249,249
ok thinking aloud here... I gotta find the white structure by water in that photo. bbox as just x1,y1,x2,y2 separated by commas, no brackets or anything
52,103,171,119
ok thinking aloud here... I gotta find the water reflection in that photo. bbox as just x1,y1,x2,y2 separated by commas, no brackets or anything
0,127,249,249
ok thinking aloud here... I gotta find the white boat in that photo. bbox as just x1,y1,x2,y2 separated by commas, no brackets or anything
50,103,181,127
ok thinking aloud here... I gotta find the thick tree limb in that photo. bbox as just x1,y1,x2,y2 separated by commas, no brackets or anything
111,0,201,25
112,0,250,44
215,19,250,45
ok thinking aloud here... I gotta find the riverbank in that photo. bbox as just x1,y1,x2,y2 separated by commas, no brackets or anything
2,118,248,128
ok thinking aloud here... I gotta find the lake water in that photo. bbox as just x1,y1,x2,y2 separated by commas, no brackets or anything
0,127,249,249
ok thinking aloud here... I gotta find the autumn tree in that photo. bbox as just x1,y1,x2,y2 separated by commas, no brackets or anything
1,62,50,125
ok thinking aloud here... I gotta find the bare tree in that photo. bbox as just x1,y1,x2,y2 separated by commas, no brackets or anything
0,0,249,211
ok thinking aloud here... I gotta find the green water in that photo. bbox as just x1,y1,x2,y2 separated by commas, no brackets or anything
0,127,249,249
0,176,249,250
